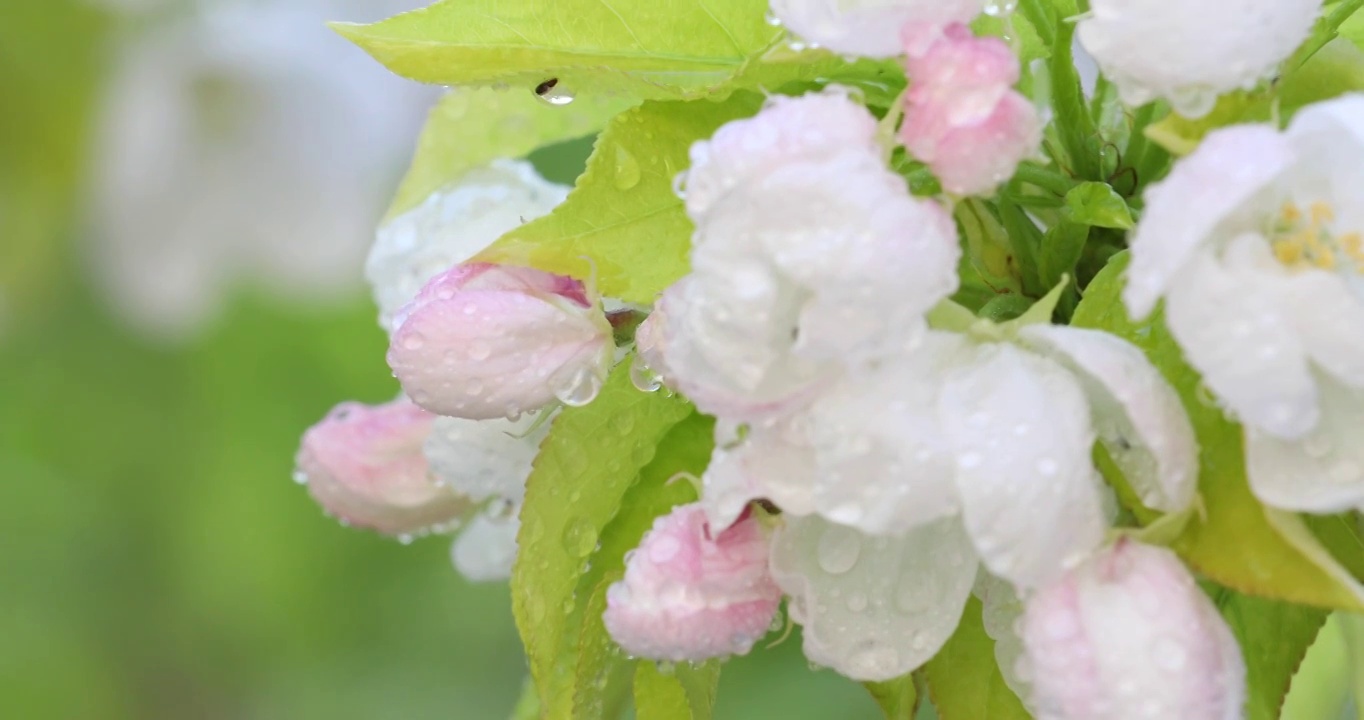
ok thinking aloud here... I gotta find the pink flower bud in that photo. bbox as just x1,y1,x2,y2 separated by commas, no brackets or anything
294,397,469,537
900,23,1041,196
1019,540,1246,720
603,504,782,662
387,263,613,419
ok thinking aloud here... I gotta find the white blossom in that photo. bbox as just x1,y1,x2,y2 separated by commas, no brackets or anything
1124,94,1364,514
768,0,985,58
367,160,568,331
1077,0,1321,117
90,0,432,337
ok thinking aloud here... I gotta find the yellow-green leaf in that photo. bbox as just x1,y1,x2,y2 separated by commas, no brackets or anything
925,597,1031,720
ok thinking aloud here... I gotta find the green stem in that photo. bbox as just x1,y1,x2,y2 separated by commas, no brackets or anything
1048,5,1102,180
1290,0,1364,71
1013,162,1077,196
1018,0,1056,47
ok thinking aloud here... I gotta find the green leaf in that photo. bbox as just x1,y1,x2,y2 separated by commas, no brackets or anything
1214,589,1327,720
333,0,781,100
511,362,694,717
1063,182,1133,230
863,674,919,720
1072,253,1364,611
634,661,722,719
478,94,763,303
924,597,1031,720
386,88,634,219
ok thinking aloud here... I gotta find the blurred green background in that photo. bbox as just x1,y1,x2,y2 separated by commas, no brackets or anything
0,1,880,717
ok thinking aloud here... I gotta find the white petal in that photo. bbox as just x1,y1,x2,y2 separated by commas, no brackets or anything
1019,325,1198,512
702,418,819,530
1247,371,1364,513
804,333,967,533
1078,0,1318,117
423,413,548,504
1124,125,1292,319
975,572,1034,710
770,515,977,681
451,512,519,582
367,160,569,330
769,0,984,58
1278,269,1364,389
1165,242,1318,438
938,344,1107,589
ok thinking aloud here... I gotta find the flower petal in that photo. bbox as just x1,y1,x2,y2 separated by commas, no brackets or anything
1247,371,1364,513
769,0,984,58
1124,125,1293,319
423,412,548,504
451,511,520,582
770,515,977,681
803,332,967,533
701,418,818,530
938,344,1107,589
1165,242,1318,438
1019,325,1198,512
603,504,781,662
366,160,568,330
1278,268,1364,389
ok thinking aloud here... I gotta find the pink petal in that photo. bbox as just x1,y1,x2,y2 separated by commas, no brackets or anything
603,503,782,662
295,397,469,537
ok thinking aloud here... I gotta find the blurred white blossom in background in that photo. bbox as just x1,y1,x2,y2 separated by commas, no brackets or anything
89,0,434,338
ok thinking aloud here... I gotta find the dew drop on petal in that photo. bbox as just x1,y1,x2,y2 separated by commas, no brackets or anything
815,524,861,575
630,354,663,392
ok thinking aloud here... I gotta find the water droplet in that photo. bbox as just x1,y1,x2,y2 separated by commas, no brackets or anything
983,0,1018,16
563,517,598,557
816,524,861,575
468,342,492,361
845,592,867,612
958,452,982,469
656,661,676,675
1036,457,1059,476
1304,433,1334,459
671,170,689,199
554,367,603,407
533,78,575,105
630,354,663,392
396,533,414,546
763,10,782,26
291,470,308,485
402,333,426,350
612,145,641,191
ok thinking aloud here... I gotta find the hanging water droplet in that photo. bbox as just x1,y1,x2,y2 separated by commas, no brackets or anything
555,367,603,407
671,170,689,199
763,10,783,26
533,78,575,106
629,354,663,393
612,144,641,191
396,533,415,546
291,469,309,485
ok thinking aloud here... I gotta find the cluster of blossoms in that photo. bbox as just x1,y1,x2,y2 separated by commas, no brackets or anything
296,0,1364,716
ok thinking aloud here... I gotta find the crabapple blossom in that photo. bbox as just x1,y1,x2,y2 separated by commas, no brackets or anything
603,504,782,662
899,23,1040,196
1076,0,1320,117
1019,540,1246,720
648,90,961,420
423,412,549,579
90,0,431,337
295,397,468,537
366,160,569,331
1124,94,1364,514
387,262,613,419
713,318,1197,680
767,0,985,58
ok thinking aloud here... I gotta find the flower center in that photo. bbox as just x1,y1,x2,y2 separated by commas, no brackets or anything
1271,201,1364,273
